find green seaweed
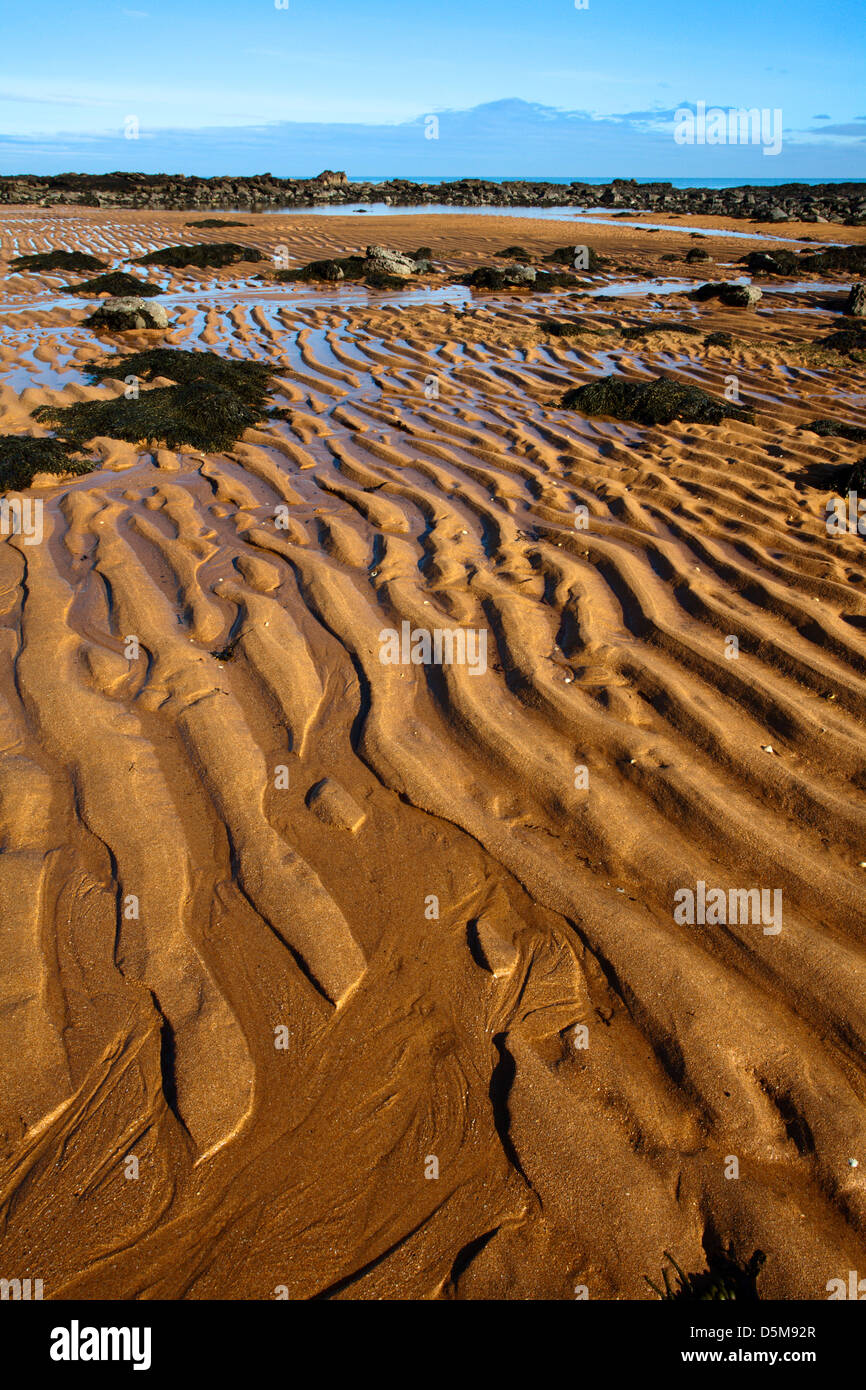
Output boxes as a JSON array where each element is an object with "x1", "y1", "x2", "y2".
[
  {"x1": 34, "y1": 383, "x2": 259, "y2": 454},
  {"x1": 562, "y1": 374, "x2": 754, "y2": 425},
  {"x1": 646, "y1": 1248, "x2": 765, "y2": 1301},
  {"x1": 740, "y1": 249, "x2": 801, "y2": 276},
  {"x1": 0, "y1": 435, "x2": 96, "y2": 493},
  {"x1": 818, "y1": 326, "x2": 866, "y2": 356},
  {"x1": 804, "y1": 418, "x2": 866, "y2": 442},
  {"x1": 846, "y1": 458, "x2": 866, "y2": 493},
  {"x1": 620, "y1": 321, "x2": 703, "y2": 340},
  {"x1": 86, "y1": 347, "x2": 273, "y2": 402},
  {"x1": 64, "y1": 272, "x2": 162, "y2": 298},
  {"x1": 275, "y1": 255, "x2": 366, "y2": 283},
  {"x1": 132, "y1": 242, "x2": 264, "y2": 269},
  {"x1": 33, "y1": 347, "x2": 277, "y2": 454},
  {"x1": 544, "y1": 245, "x2": 606, "y2": 271},
  {"x1": 9, "y1": 250, "x2": 107, "y2": 275}
]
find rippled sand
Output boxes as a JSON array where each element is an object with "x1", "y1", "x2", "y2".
[{"x1": 1, "y1": 208, "x2": 865, "y2": 1300}]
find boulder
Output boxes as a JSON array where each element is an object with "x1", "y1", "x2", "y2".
[
  {"x1": 720, "y1": 284, "x2": 762, "y2": 308},
  {"x1": 692, "y1": 281, "x2": 761, "y2": 307},
  {"x1": 845, "y1": 283, "x2": 866, "y2": 316},
  {"x1": 84, "y1": 296, "x2": 169, "y2": 330},
  {"x1": 363, "y1": 245, "x2": 418, "y2": 278}
]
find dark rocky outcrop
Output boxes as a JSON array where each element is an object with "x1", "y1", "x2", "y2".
[{"x1": 1, "y1": 175, "x2": 864, "y2": 225}]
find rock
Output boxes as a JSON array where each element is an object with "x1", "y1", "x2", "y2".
[
  {"x1": 692, "y1": 281, "x2": 761, "y2": 307},
  {"x1": 740, "y1": 249, "x2": 800, "y2": 276},
  {"x1": 84, "y1": 296, "x2": 169, "y2": 330},
  {"x1": 364, "y1": 245, "x2": 418, "y2": 278},
  {"x1": 314, "y1": 170, "x2": 348, "y2": 187},
  {"x1": 720, "y1": 284, "x2": 762, "y2": 308},
  {"x1": 845, "y1": 283, "x2": 866, "y2": 316},
  {"x1": 305, "y1": 778, "x2": 366, "y2": 833},
  {"x1": 685, "y1": 247, "x2": 711, "y2": 263}
]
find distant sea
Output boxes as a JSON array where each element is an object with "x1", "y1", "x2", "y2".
[{"x1": 352, "y1": 176, "x2": 862, "y2": 188}]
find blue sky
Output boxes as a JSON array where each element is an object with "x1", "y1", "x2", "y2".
[{"x1": 1, "y1": 0, "x2": 864, "y2": 176}]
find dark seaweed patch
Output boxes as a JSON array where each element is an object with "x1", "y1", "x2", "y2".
[
  {"x1": 619, "y1": 321, "x2": 703, "y2": 340},
  {"x1": 803, "y1": 418, "x2": 866, "y2": 442},
  {"x1": 64, "y1": 272, "x2": 162, "y2": 298},
  {"x1": 33, "y1": 347, "x2": 277, "y2": 453},
  {"x1": 0, "y1": 435, "x2": 96, "y2": 492},
  {"x1": 562, "y1": 374, "x2": 754, "y2": 425},
  {"x1": 818, "y1": 326, "x2": 866, "y2": 355},
  {"x1": 275, "y1": 255, "x2": 366, "y2": 283},
  {"x1": 86, "y1": 347, "x2": 273, "y2": 401},
  {"x1": 544, "y1": 245, "x2": 606, "y2": 271},
  {"x1": 132, "y1": 242, "x2": 265, "y2": 269},
  {"x1": 646, "y1": 1248, "x2": 765, "y2": 1301},
  {"x1": 495, "y1": 245, "x2": 533, "y2": 262},
  {"x1": 9, "y1": 250, "x2": 107, "y2": 275}
]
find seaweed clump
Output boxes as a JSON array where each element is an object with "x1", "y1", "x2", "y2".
[
  {"x1": 275, "y1": 256, "x2": 366, "y2": 283},
  {"x1": 818, "y1": 326, "x2": 866, "y2": 357},
  {"x1": 799, "y1": 245, "x2": 866, "y2": 274},
  {"x1": 495, "y1": 245, "x2": 533, "y2": 262},
  {"x1": 620, "y1": 321, "x2": 703, "y2": 340},
  {"x1": 803, "y1": 418, "x2": 866, "y2": 443},
  {"x1": 9, "y1": 250, "x2": 107, "y2": 275},
  {"x1": 87, "y1": 347, "x2": 272, "y2": 399},
  {"x1": 186, "y1": 219, "x2": 249, "y2": 228},
  {"x1": 740, "y1": 249, "x2": 801, "y2": 276},
  {"x1": 64, "y1": 272, "x2": 162, "y2": 297},
  {"x1": 846, "y1": 458, "x2": 866, "y2": 493},
  {"x1": 33, "y1": 348, "x2": 276, "y2": 454},
  {"x1": 0, "y1": 435, "x2": 96, "y2": 493},
  {"x1": 544, "y1": 245, "x2": 606, "y2": 271},
  {"x1": 133, "y1": 242, "x2": 265, "y2": 269},
  {"x1": 646, "y1": 1248, "x2": 765, "y2": 1301},
  {"x1": 562, "y1": 374, "x2": 754, "y2": 425}
]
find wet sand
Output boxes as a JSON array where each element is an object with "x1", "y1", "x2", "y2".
[{"x1": 1, "y1": 207, "x2": 865, "y2": 1300}]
